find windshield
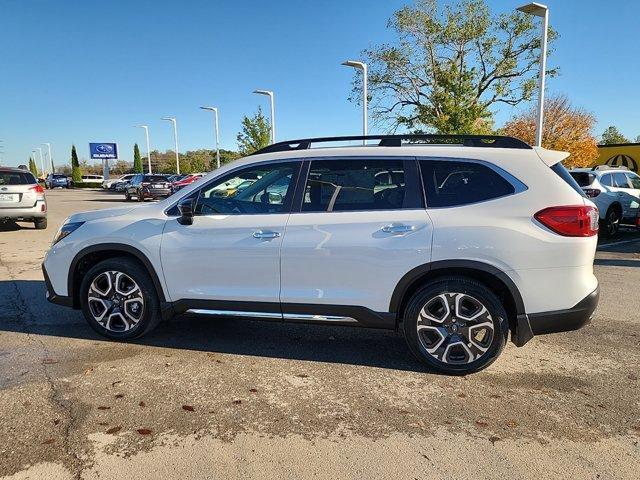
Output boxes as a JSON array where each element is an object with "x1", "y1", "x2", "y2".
[{"x1": 144, "y1": 175, "x2": 168, "y2": 182}]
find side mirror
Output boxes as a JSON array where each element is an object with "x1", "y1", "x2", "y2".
[{"x1": 177, "y1": 197, "x2": 195, "y2": 225}]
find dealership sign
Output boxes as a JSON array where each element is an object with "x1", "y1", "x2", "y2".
[{"x1": 89, "y1": 143, "x2": 118, "y2": 160}]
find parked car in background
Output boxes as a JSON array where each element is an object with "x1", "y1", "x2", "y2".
[
  {"x1": 105, "y1": 174, "x2": 135, "y2": 191},
  {"x1": 45, "y1": 173, "x2": 70, "y2": 189},
  {"x1": 125, "y1": 174, "x2": 172, "y2": 201},
  {"x1": 0, "y1": 167, "x2": 47, "y2": 229},
  {"x1": 43, "y1": 134, "x2": 600, "y2": 375},
  {"x1": 569, "y1": 165, "x2": 640, "y2": 236},
  {"x1": 79, "y1": 174, "x2": 104, "y2": 183},
  {"x1": 171, "y1": 173, "x2": 206, "y2": 192},
  {"x1": 113, "y1": 174, "x2": 136, "y2": 192}
]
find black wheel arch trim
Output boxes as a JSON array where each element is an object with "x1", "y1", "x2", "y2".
[
  {"x1": 67, "y1": 243, "x2": 167, "y2": 308},
  {"x1": 389, "y1": 260, "x2": 525, "y2": 316}
]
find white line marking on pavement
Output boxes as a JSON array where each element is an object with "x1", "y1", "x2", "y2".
[{"x1": 598, "y1": 238, "x2": 640, "y2": 249}]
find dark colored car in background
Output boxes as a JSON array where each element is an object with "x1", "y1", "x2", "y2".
[
  {"x1": 45, "y1": 173, "x2": 70, "y2": 189},
  {"x1": 124, "y1": 174, "x2": 171, "y2": 202}
]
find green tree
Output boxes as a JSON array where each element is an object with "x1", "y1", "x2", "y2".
[
  {"x1": 71, "y1": 145, "x2": 82, "y2": 184},
  {"x1": 351, "y1": 0, "x2": 557, "y2": 134},
  {"x1": 133, "y1": 143, "x2": 143, "y2": 173},
  {"x1": 28, "y1": 157, "x2": 38, "y2": 176},
  {"x1": 599, "y1": 126, "x2": 629, "y2": 145},
  {"x1": 236, "y1": 107, "x2": 271, "y2": 155}
]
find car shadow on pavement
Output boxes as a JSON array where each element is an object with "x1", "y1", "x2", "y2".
[
  {"x1": 0, "y1": 280, "x2": 429, "y2": 374},
  {"x1": 0, "y1": 221, "x2": 28, "y2": 231}
]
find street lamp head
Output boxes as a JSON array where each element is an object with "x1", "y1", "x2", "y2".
[
  {"x1": 135, "y1": 124, "x2": 148, "y2": 128},
  {"x1": 517, "y1": 2, "x2": 548, "y2": 16},
  {"x1": 161, "y1": 117, "x2": 176, "y2": 122},
  {"x1": 342, "y1": 60, "x2": 366, "y2": 70},
  {"x1": 200, "y1": 106, "x2": 218, "y2": 112},
  {"x1": 253, "y1": 89, "x2": 273, "y2": 97}
]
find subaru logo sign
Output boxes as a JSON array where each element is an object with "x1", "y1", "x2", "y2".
[{"x1": 89, "y1": 142, "x2": 118, "y2": 160}]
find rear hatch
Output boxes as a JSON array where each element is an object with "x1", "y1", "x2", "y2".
[{"x1": 0, "y1": 170, "x2": 40, "y2": 208}]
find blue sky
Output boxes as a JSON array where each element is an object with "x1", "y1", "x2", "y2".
[{"x1": 1, "y1": 0, "x2": 639, "y2": 166}]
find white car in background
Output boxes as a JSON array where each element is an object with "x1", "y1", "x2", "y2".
[{"x1": 569, "y1": 166, "x2": 640, "y2": 236}]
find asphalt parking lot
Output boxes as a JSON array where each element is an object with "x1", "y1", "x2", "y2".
[{"x1": 1, "y1": 189, "x2": 639, "y2": 479}]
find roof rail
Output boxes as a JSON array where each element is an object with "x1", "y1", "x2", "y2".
[
  {"x1": 251, "y1": 134, "x2": 531, "y2": 155},
  {"x1": 591, "y1": 164, "x2": 628, "y2": 171}
]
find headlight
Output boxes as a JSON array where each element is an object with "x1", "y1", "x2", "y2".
[{"x1": 52, "y1": 221, "x2": 85, "y2": 245}]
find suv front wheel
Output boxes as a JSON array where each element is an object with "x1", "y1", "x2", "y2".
[
  {"x1": 80, "y1": 257, "x2": 162, "y2": 339},
  {"x1": 403, "y1": 277, "x2": 509, "y2": 375}
]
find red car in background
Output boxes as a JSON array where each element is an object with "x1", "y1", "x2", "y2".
[{"x1": 171, "y1": 173, "x2": 206, "y2": 193}]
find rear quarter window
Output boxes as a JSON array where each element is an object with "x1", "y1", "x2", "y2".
[{"x1": 419, "y1": 160, "x2": 516, "y2": 208}]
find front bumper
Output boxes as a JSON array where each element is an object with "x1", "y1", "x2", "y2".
[
  {"x1": 42, "y1": 263, "x2": 73, "y2": 307},
  {"x1": 512, "y1": 286, "x2": 599, "y2": 346}
]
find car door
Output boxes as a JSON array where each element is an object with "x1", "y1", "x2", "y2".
[
  {"x1": 625, "y1": 172, "x2": 640, "y2": 218},
  {"x1": 610, "y1": 172, "x2": 634, "y2": 218},
  {"x1": 279, "y1": 158, "x2": 432, "y2": 318},
  {"x1": 160, "y1": 161, "x2": 300, "y2": 308}
]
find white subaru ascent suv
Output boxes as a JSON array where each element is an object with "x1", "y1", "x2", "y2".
[{"x1": 43, "y1": 135, "x2": 599, "y2": 375}]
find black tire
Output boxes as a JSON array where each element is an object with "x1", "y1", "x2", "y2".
[
  {"x1": 600, "y1": 207, "x2": 620, "y2": 237},
  {"x1": 34, "y1": 218, "x2": 47, "y2": 230},
  {"x1": 402, "y1": 276, "x2": 509, "y2": 375},
  {"x1": 80, "y1": 257, "x2": 162, "y2": 340}
]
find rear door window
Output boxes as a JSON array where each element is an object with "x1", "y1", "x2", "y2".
[
  {"x1": 613, "y1": 172, "x2": 631, "y2": 188},
  {"x1": 419, "y1": 160, "x2": 516, "y2": 207},
  {"x1": 301, "y1": 159, "x2": 422, "y2": 212},
  {"x1": 0, "y1": 171, "x2": 36, "y2": 185}
]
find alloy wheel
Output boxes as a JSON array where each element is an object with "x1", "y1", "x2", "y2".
[
  {"x1": 416, "y1": 292, "x2": 495, "y2": 364},
  {"x1": 87, "y1": 271, "x2": 144, "y2": 332},
  {"x1": 606, "y1": 210, "x2": 620, "y2": 236}
]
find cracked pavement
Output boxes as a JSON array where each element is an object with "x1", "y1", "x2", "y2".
[{"x1": 1, "y1": 189, "x2": 639, "y2": 479}]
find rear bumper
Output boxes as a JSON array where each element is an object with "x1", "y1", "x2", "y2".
[
  {"x1": 142, "y1": 188, "x2": 172, "y2": 198},
  {"x1": 42, "y1": 263, "x2": 73, "y2": 307},
  {"x1": 512, "y1": 286, "x2": 599, "y2": 346},
  {"x1": 0, "y1": 201, "x2": 47, "y2": 220}
]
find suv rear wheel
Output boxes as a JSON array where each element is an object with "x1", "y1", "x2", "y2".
[
  {"x1": 80, "y1": 257, "x2": 162, "y2": 339},
  {"x1": 403, "y1": 277, "x2": 509, "y2": 375},
  {"x1": 34, "y1": 218, "x2": 47, "y2": 229}
]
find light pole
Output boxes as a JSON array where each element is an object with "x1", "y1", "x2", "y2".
[
  {"x1": 135, "y1": 125, "x2": 152, "y2": 173},
  {"x1": 200, "y1": 106, "x2": 220, "y2": 169},
  {"x1": 342, "y1": 60, "x2": 368, "y2": 144},
  {"x1": 161, "y1": 117, "x2": 180, "y2": 174},
  {"x1": 253, "y1": 90, "x2": 275, "y2": 144},
  {"x1": 43, "y1": 143, "x2": 53, "y2": 172},
  {"x1": 517, "y1": 2, "x2": 548, "y2": 148},
  {"x1": 35, "y1": 147, "x2": 45, "y2": 176}
]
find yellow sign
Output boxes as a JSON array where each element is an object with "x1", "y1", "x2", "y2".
[{"x1": 594, "y1": 143, "x2": 640, "y2": 172}]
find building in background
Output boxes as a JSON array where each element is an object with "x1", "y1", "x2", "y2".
[{"x1": 594, "y1": 143, "x2": 640, "y2": 172}]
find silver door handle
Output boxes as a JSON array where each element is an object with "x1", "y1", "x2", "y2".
[
  {"x1": 382, "y1": 224, "x2": 416, "y2": 233},
  {"x1": 253, "y1": 230, "x2": 281, "y2": 239}
]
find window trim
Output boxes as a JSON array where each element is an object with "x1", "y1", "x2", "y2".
[
  {"x1": 290, "y1": 156, "x2": 424, "y2": 214},
  {"x1": 416, "y1": 156, "x2": 528, "y2": 209}
]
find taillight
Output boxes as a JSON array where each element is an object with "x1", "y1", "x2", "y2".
[
  {"x1": 583, "y1": 188, "x2": 601, "y2": 198},
  {"x1": 30, "y1": 184, "x2": 45, "y2": 194},
  {"x1": 636, "y1": 215, "x2": 640, "y2": 228},
  {"x1": 534, "y1": 206, "x2": 599, "y2": 237}
]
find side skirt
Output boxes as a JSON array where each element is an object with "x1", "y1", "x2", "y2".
[{"x1": 170, "y1": 299, "x2": 396, "y2": 329}]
